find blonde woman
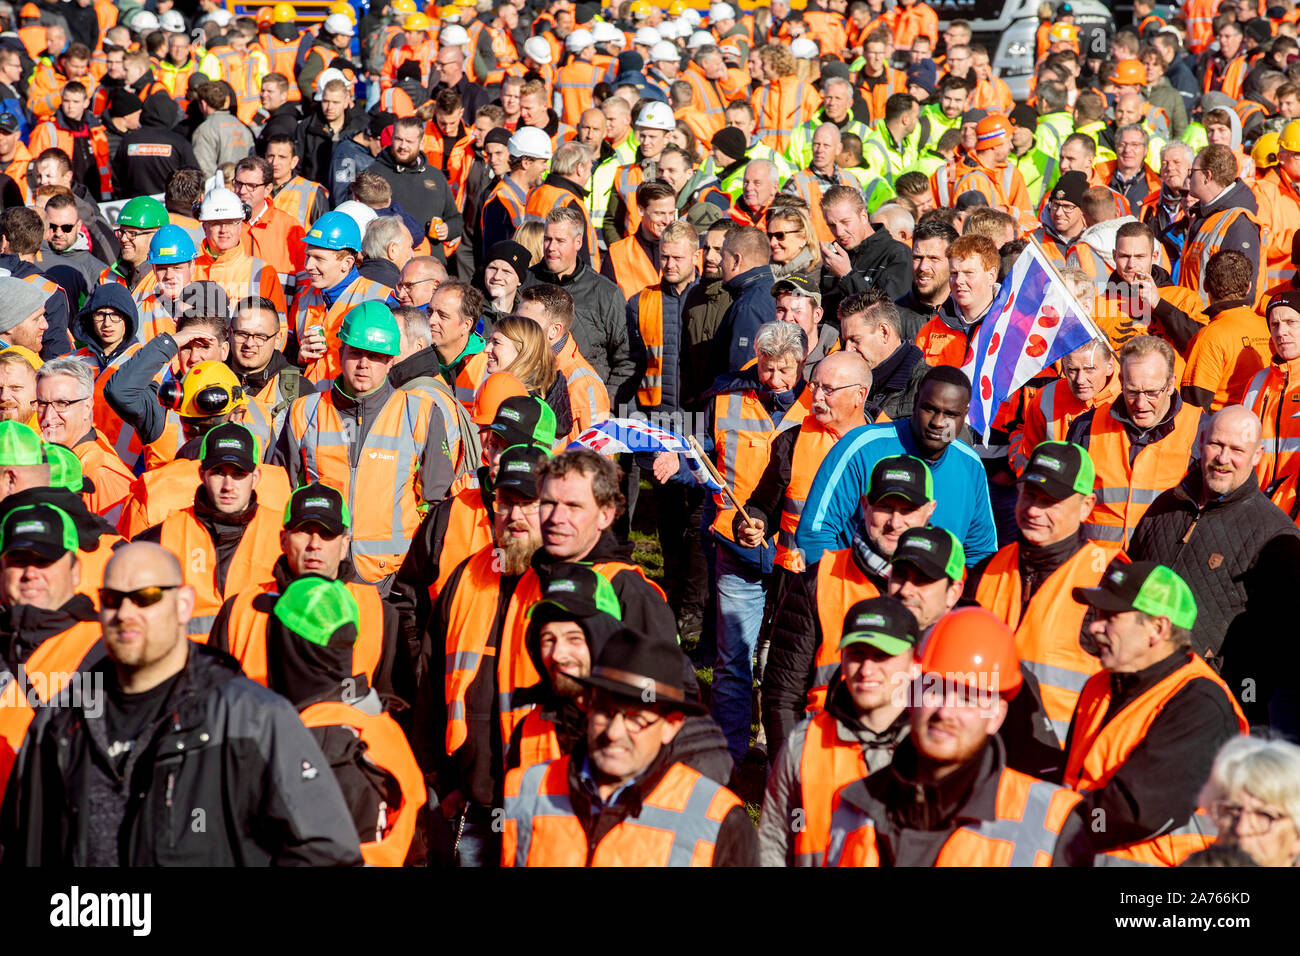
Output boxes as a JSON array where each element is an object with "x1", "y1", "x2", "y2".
[
  {"x1": 513, "y1": 221, "x2": 544, "y2": 266},
  {"x1": 765, "y1": 204, "x2": 822, "y2": 286},
  {"x1": 1198, "y1": 736, "x2": 1300, "y2": 867},
  {"x1": 482, "y1": 315, "x2": 573, "y2": 438}
]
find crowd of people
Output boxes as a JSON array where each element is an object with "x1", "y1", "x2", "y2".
[{"x1": 0, "y1": 0, "x2": 1295, "y2": 869}]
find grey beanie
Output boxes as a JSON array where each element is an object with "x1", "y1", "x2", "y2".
[{"x1": 0, "y1": 276, "x2": 50, "y2": 335}]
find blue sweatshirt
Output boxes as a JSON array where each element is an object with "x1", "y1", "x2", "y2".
[{"x1": 794, "y1": 418, "x2": 998, "y2": 567}]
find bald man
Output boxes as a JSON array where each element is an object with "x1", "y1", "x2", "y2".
[
  {"x1": 870, "y1": 204, "x2": 915, "y2": 246},
  {"x1": 732, "y1": 159, "x2": 780, "y2": 227},
  {"x1": 0, "y1": 542, "x2": 366, "y2": 866},
  {"x1": 1128, "y1": 406, "x2": 1300, "y2": 729}
]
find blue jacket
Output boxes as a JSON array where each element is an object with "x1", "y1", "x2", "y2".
[
  {"x1": 794, "y1": 417, "x2": 998, "y2": 567},
  {"x1": 719, "y1": 264, "x2": 777, "y2": 372}
]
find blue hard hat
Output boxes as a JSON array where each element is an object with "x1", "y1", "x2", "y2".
[
  {"x1": 147, "y1": 224, "x2": 196, "y2": 264},
  {"x1": 304, "y1": 210, "x2": 362, "y2": 252}
]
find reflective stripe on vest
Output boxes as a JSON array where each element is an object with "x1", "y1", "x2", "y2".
[
  {"x1": 15, "y1": 620, "x2": 102, "y2": 704},
  {"x1": 793, "y1": 711, "x2": 869, "y2": 867},
  {"x1": 635, "y1": 288, "x2": 664, "y2": 408},
  {"x1": 808, "y1": 548, "x2": 881, "y2": 711},
  {"x1": 607, "y1": 234, "x2": 660, "y2": 300},
  {"x1": 272, "y1": 177, "x2": 322, "y2": 228},
  {"x1": 755, "y1": 79, "x2": 808, "y2": 146},
  {"x1": 775, "y1": 419, "x2": 840, "y2": 573},
  {"x1": 1183, "y1": 207, "x2": 1258, "y2": 297}
]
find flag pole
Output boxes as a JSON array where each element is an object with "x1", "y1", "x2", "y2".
[
  {"x1": 1024, "y1": 235, "x2": 1110, "y2": 344},
  {"x1": 687, "y1": 434, "x2": 760, "y2": 531}
]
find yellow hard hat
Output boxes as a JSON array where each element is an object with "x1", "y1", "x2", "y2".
[
  {"x1": 272, "y1": 2, "x2": 296, "y2": 22},
  {"x1": 166, "y1": 361, "x2": 247, "y2": 419},
  {"x1": 630, "y1": 0, "x2": 652, "y2": 15},
  {"x1": 454, "y1": 0, "x2": 477, "y2": 8},
  {"x1": 404, "y1": 11, "x2": 433, "y2": 29},
  {"x1": 1280, "y1": 119, "x2": 1300, "y2": 154},
  {"x1": 329, "y1": 2, "x2": 358, "y2": 21},
  {"x1": 1254, "y1": 131, "x2": 1281, "y2": 168},
  {"x1": 391, "y1": 0, "x2": 417, "y2": 13},
  {"x1": 439, "y1": 5, "x2": 459, "y2": 20},
  {"x1": 668, "y1": 0, "x2": 686, "y2": 14}
]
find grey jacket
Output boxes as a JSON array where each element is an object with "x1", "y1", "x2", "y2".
[
  {"x1": 1145, "y1": 77, "x2": 1189, "y2": 139},
  {"x1": 192, "y1": 110, "x2": 255, "y2": 178}
]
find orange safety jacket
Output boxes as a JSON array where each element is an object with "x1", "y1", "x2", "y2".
[
  {"x1": 2, "y1": 140, "x2": 32, "y2": 201},
  {"x1": 378, "y1": 84, "x2": 415, "y2": 117},
  {"x1": 523, "y1": 182, "x2": 601, "y2": 271},
  {"x1": 140, "y1": 390, "x2": 277, "y2": 472},
  {"x1": 825, "y1": 765, "x2": 1083, "y2": 866},
  {"x1": 451, "y1": 349, "x2": 490, "y2": 411},
  {"x1": 679, "y1": 65, "x2": 732, "y2": 141},
  {"x1": 156, "y1": 502, "x2": 283, "y2": 640},
  {"x1": 774, "y1": 418, "x2": 844, "y2": 573},
  {"x1": 422, "y1": 126, "x2": 475, "y2": 208},
  {"x1": 473, "y1": 24, "x2": 520, "y2": 87},
  {"x1": 1242, "y1": 356, "x2": 1300, "y2": 495},
  {"x1": 807, "y1": 547, "x2": 881, "y2": 712},
  {"x1": 510, "y1": 706, "x2": 563, "y2": 774},
  {"x1": 1202, "y1": 53, "x2": 1248, "y2": 100},
  {"x1": 222, "y1": 580, "x2": 385, "y2": 686},
  {"x1": 1185, "y1": 0, "x2": 1216, "y2": 53},
  {"x1": 1251, "y1": 174, "x2": 1300, "y2": 291},
  {"x1": 76, "y1": 533, "x2": 125, "y2": 606},
  {"x1": 288, "y1": 274, "x2": 391, "y2": 384},
  {"x1": 242, "y1": 204, "x2": 307, "y2": 285},
  {"x1": 785, "y1": 167, "x2": 860, "y2": 243},
  {"x1": 975, "y1": 541, "x2": 1123, "y2": 742},
  {"x1": 751, "y1": 76, "x2": 821, "y2": 154},
  {"x1": 858, "y1": 68, "x2": 907, "y2": 124},
  {"x1": 914, "y1": 313, "x2": 972, "y2": 367},
  {"x1": 300, "y1": 701, "x2": 427, "y2": 867},
  {"x1": 555, "y1": 333, "x2": 609, "y2": 440},
  {"x1": 194, "y1": 242, "x2": 287, "y2": 316},
  {"x1": 426, "y1": 486, "x2": 493, "y2": 603},
  {"x1": 553, "y1": 59, "x2": 601, "y2": 127},
  {"x1": 28, "y1": 119, "x2": 111, "y2": 197},
  {"x1": 790, "y1": 710, "x2": 869, "y2": 866},
  {"x1": 1179, "y1": 207, "x2": 1265, "y2": 304},
  {"x1": 118, "y1": 457, "x2": 291, "y2": 539},
  {"x1": 1010, "y1": 373, "x2": 1121, "y2": 475},
  {"x1": 78, "y1": 343, "x2": 144, "y2": 471},
  {"x1": 72, "y1": 433, "x2": 135, "y2": 528},
  {"x1": 381, "y1": 40, "x2": 436, "y2": 90},
  {"x1": 28, "y1": 67, "x2": 97, "y2": 119},
  {"x1": 633, "y1": 287, "x2": 667, "y2": 408},
  {"x1": 17, "y1": 24, "x2": 46, "y2": 59},
  {"x1": 1081, "y1": 398, "x2": 1202, "y2": 547},
  {"x1": 96, "y1": 262, "x2": 158, "y2": 306},
  {"x1": 479, "y1": 175, "x2": 529, "y2": 252},
  {"x1": 502, "y1": 755, "x2": 743, "y2": 866},
  {"x1": 710, "y1": 385, "x2": 814, "y2": 543},
  {"x1": 605, "y1": 233, "x2": 661, "y2": 300},
  {"x1": 1064, "y1": 652, "x2": 1248, "y2": 866},
  {"x1": 953, "y1": 156, "x2": 1032, "y2": 216},
  {"x1": 271, "y1": 176, "x2": 329, "y2": 229},
  {"x1": 609, "y1": 162, "x2": 648, "y2": 238},
  {"x1": 288, "y1": 387, "x2": 436, "y2": 583},
  {"x1": 265, "y1": 35, "x2": 303, "y2": 101}
]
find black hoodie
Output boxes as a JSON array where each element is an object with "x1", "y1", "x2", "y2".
[
  {"x1": 368, "y1": 147, "x2": 463, "y2": 262},
  {"x1": 73, "y1": 282, "x2": 139, "y2": 371},
  {"x1": 111, "y1": 91, "x2": 198, "y2": 197}
]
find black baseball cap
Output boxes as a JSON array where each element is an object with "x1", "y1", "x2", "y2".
[
  {"x1": 200, "y1": 422, "x2": 258, "y2": 473},
  {"x1": 491, "y1": 395, "x2": 557, "y2": 450},
  {"x1": 890, "y1": 526, "x2": 966, "y2": 582},
  {"x1": 770, "y1": 273, "x2": 822, "y2": 307},
  {"x1": 0, "y1": 503, "x2": 78, "y2": 561},
  {"x1": 1021, "y1": 441, "x2": 1096, "y2": 502},
  {"x1": 283, "y1": 482, "x2": 351, "y2": 536},
  {"x1": 492, "y1": 443, "x2": 548, "y2": 499},
  {"x1": 0, "y1": 113, "x2": 19, "y2": 134},
  {"x1": 839, "y1": 595, "x2": 920, "y2": 655},
  {"x1": 527, "y1": 562, "x2": 623, "y2": 623},
  {"x1": 1072, "y1": 559, "x2": 1198, "y2": 630},
  {"x1": 867, "y1": 455, "x2": 934, "y2": 506},
  {"x1": 1050, "y1": 170, "x2": 1089, "y2": 207}
]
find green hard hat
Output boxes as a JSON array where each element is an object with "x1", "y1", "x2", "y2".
[
  {"x1": 117, "y1": 196, "x2": 169, "y2": 230},
  {"x1": 339, "y1": 301, "x2": 401, "y2": 357},
  {"x1": 43, "y1": 443, "x2": 85, "y2": 493}
]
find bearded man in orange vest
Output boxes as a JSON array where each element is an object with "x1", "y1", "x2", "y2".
[
  {"x1": 759, "y1": 596, "x2": 920, "y2": 866},
  {"x1": 502, "y1": 626, "x2": 757, "y2": 866},
  {"x1": 1065, "y1": 561, "x2": 1248, "y2": 866}
]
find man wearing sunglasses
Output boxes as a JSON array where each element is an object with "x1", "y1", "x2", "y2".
[
  {"x1": 38, "y1": 192, "x2": 107, "y2": 290},
  {"x1": 0, "y1": 540, "x2": 365, "y2": 866}
]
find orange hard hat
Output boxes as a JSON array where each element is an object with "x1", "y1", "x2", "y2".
[
  {"x1": 19, "y1": 2, "x2": 39, "y2": 17},
  {"x1": 1109, "y1": 59, "x2": 1146, "y2": 86},
  {"x1": 916, "y1": 607, "x2": 1023, "y2": 699},
  {"x1": 257, "y1": 7, "x2": 275, "y2": 25},
  {"x1": 974, "y1": 114, "x2": 1012, "y2": 148},
  {"x1": 473, "y1": 372, "x2": 528, "y2": 425}
]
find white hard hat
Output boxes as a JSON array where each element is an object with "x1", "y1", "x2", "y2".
[
  {"x1": 681, "y1": 9, "x2": 702, "y2": 26},
  {"x1": 439, "y1": 24, "x2": 470, "y2": 46},
  {"x1": 523, "y1": 36, "x2": 552, "y2": 64},
  {"x1": 315, "y1": 67, "x2": 347, "y2": 99},
  {"x1": 508, "y1": 126, "x2": 553, "y2": 160},
  {"x1": 198, "y1": 187, "x2": 245, "y2": 222},
  {"x1": 710, "y1": 3, "x2": 735, "y2": 22},
  {"x1": 657, "y1": 20, "x2": 681, "y2": 40},
  {"x1": 636, "y1": 101, "x2": 675, "y2": 131},
  {"x1": 158, "y1": 10, "x2": 186, "y2": 33},
  {"x1": 634, "y1": 26, "x2": 660, "y2": 46},
  {"x1": 131, "y1": 11, "x2": 160, "y2": 32},
  {"x1": 334, "y1": 200, "x2": 378, "y2": 236},
  {"x1": 791, "y1": 37, "x2": 818, "y2": 60},
  {"x1": 205, "y1": 9, "x2": 231, "y2": 27},
  {"x1": 565, "y1": 28, "x2": 594, "y2": 52},
  {"x1": 592, "y1": 21, "x2": 623, "y2": 45},
  {"x1": 651, "y1": 40, "x2": 679, "y2": 62},
  {"x1": 687, "y1": 29, "x2": 714, "y2": 49},
  {"x1": 324, "y1": 12, "x2": 356, "y2": 36}
]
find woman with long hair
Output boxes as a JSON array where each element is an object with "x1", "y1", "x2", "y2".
[
  {"x1": 482, "y1": 315, "x2": 573, "y2": 439},
  {"x1": 765, "y1": 204, "x2": 822, "y2": 286}
]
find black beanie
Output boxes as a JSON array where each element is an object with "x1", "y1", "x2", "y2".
[
  {"x1": 712, "y1": 126, "x2": 748, "y2": 163},
  {"x1": 486, "y1": 240, "x2": 531, "y2": 285},
  {"x1": 485, "y1": 126, "x2": 512, "y2": 149}
]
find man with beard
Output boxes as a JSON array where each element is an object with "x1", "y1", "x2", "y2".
[
  {"x1": 894, "y1": 218, "x2": 954, "y2": 340},
  {"x1": 414, "y1": 442, "x2": 550, "y2": 867},
  {"x1": 0, "y1": 349, "x2": 37, "y2": 427},
  {"x1": 681, "y1": 220, "x2": 733, "y2": 411}
]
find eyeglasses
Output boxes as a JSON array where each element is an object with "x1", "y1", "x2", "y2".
[
  {"x1": 1122, "y1": 381, "x2": 1171, "y2": 403},
  {"x1": 588, "y1": 703, "x2": 663, "y2": 734},
  {"x1": 36, "y1": 396, "x2": 90, "y2": 413},
  {"x1": 231, "y1": 329, "x2": 275, "y2": 345},
  {"x1": 93, "y1": 309, "x2": 124, "y2": 323},
  {"x1": 48, "y1": 222, "x2": 77, "y2": 234},
  {"x1": 1213, "y1": 802, "x2": 1290, "y2": 835},
  {"x1": 99, "y1": 585, "x2": 179, "y2": 610},
  {"x1": 767, "y1": 229, "x2": 803, "y2": 241},
  {"x1": 497, "y1": 497, "x2": 540, "y2": 515},
  {"x1": 809, "y1": 381, "x2": 863, "y2": 396},
  {"x1": 396, "y1": 277, "x2": 439, "y2": 291},
  {"x1": 231, "y1": 178, "x2": 267, "y2": 192},
  {"x1": 1190, "y1": 167, "x2": 1208, "y2": 177},
  {"x1": 116, "y1": 226, "x2": 154, "y2": 241}
]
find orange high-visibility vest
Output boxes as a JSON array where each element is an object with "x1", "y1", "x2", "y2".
[
  {"x1": 1241, "y1": 356, "x2": 1300, "y2": 494},
  {"x1": 679, "y1": 65, "x2": 731, "y2": 140},
  {"x1": 975, "y1": 541, "x2": 1122, "y2": 743},
  {"x1": 792, "y1": 710, "x2": 869, "y2": 867},
  {"x1": 710, "y1": 386, "x2": 814, "y2": 542},
  {"x1": 784, "y1": 168, "x2": 859, "y2": 243},
  {"x1": 523, "y1": 183, "x2": 601, "y2": 271},
  {"x1": 222, "y1": 581, "x2": 385, "y2": 687},
  {"x1": 119, "y1": 458, "x2": 292, "y2": 539},
  {"x1": 553, "y1": 59, "x2": 601, "y2": 127},
  {"x1": 476, "y1": 25, "x2": 520, "y2": 87},
  {"x1": 157, "y1": 503, "x2": 283, "y2": 640},
  {"x1": 502, "y1": 756, "x2": 743, "y2": 866},
  {"x1": 265, "y1": 35, "x2": 302, "y2": 101},
  {"x1": 451, "y1": 349, "x2": 490, "y2": 410},
  {"x1": 479, "y1": 175, "x2": 530, "y2": 249},
  {"x1": 511, "y1": 706, "x2": 562, "y2": 774},
  {"x1": 807, "y1": 547, "x2": 881, "y2": 712},
  {"x1": 554, "y1": 333, "x2": 609, "y2": 439},
  {"x1": 605, "y1": 234, "x2": 660, "y2": 300},
  {"x1": 288, "y1": 274, "x2": 391, "y2": 384},
  {"x1": 1179, "y1": 207, "x2": 1265, "y2": 302},
  {"x1": 825, "y1": 766, "x2": 1083, "y2": 866},
  {"x1": 422, "y1": 126, "x2": 475, "y2": 208},
  {"x1": 775, "y1": 418, "x2": 844, "y2": 573},
  {"x1": 271, "y1": 176, "x2": 328, "y2": 229},
  {"x1": 1185, "y1": 0, "x2": 1216, "y2": 53},
  {"x1": 28, "y1": 119, "x2": 111, "y2": 197},
  {"x1": 752, "y1": 76, "x2": 821, "y2": 153},
  {"x1": 1082, "y1": 399, "x2": 1201, "y2": 547},
  {"x1": 194, "y1": 243, "x2": 287, "y2": 316},
  {"x1": 1064, "y1": 652, "x2": 1248, "y2": 866},
  {"x1": 1010, "y1": 374, "x2": 1120, "y2": 475},
  {"x1": 77, "y1": 342, "x2": 144, "y2": 471},
  {"x1": 140, "y1": 394, "x2": 276, "y2": 473},
  {"x1": 914, "y1": 314, "x2": 969, "y2": 367},
  {"x1": 610, "y1": 162, "x2": 647, "y2": 238},
  {"x1": 288, "y1": 387, "x2": 436, "y2": 582},
  {"x1": 300, "y1": 700, "x2": 426, "y2": 867},
  {"x1": 858, "y1": 67, "x2": 906, "y2": 124},
  {"x1": 242, "y1": 204, "x2": 307, "y2": 288},
  {"x1": 426, "y1": 486, "x2": 492, "y2": 604},
  {"x1": 96, "y1": 263, "x2": 158, "y2": 306},
  {"x1": 72, "y1": 434, "x2": 134, "y2": 528},
  {"x1": 953, "y1": 158, "x2": 1032, "y2": 216},
  {"x1": 634, "y1": 288, "x2": 665, "y2": 407}
]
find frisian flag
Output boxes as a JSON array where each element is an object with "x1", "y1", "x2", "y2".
[
  {"x1": 960, "y1": 241, "x2": 1108, "y2": 438},
  {"x1": 567, "y1": 418, "x2": 724, "y2": 492}
]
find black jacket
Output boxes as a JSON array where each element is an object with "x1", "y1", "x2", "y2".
[
  {"x1": 1128, "y1": 468, "x2": 1300, "y2": 721},
  {"x1": 866, "y1": 341, "x2": 927, "y2": 422},
  {"x1": 358, "y1": 255, "x2": 400, "y2": 288},
  {"x1": 255, "y1": 102, "x2": 302, "y2": 155},
  {"x1": 681, "y1": 275, "x2": 732, "y2": 411},
  {"x1": 0, "y1": 643, "x2": 364, "y2": 866},
  {"x1": 73, "y1": 282, "x2": 139, "y2": 371},
  {"x1": 527, "y1": 260, "x2": 633, "y2": 402},
  {"x1": 820, "y1": 222, "x2": 912, "y2": 323},
  {"x1": 718, "y1": 264, "x2": 776, "y2": 373},
  {"x1": 429, "y1": 75, "x2": 489, "y2": 121},
  {"x1": 112, "y1": 91, "x2": 197, "y2": 198},
  {"x1": 295, "y1": 108, "x2": 366, "y2": 187},
  {"x1": 368, "y1": 147, "x2": 462, "y2": 260},
  {"x1": 0, "y1": 253, "x2": 72, "y2": 359}
]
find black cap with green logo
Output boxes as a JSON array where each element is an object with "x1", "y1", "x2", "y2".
[
  {"x1": 890, "y1": 526, "x2": 966, "y2": 582},
  {"x1": 1071, "y1": 560, "x2": 1198, "y2": 630},
  {"x1": 839, "y1": 595, "x2": 920, "y2": 655},
  {"x1": 1021, "y1": 441, "x2": 1095, "y2": 501}
]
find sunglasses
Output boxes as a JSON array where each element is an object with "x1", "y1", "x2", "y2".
[
  {"x1": 48, "y1": 222, "x2": 77, "y2": 234},
  {"x1": 767, "y1": 229, "x2": 802, "y2": 241},
  {"x1": 99, "y1": 585, "x2": 179, "y2": 610}
]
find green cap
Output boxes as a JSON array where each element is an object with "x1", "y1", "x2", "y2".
[
  {"x1": 0, "y1": 421, "x2": 45, "y2": 467},
  {"x1": 44, "y1": 443, "x2": 85, "y2": 493},
  {"x1": 339, "y1": 301, "x2": 401, "y2": 357},
  {"x1": 838, "y1": 595, "x2": 919, "y2": 655},
  {"x1": 1071, "y1": 560, "x2": 1198, "y2": 630},
  {"x1": 527, "y1": 562, "x2": 623, "y2": 621},
  {"x1": 868, "y1": 455, "x2": 934, "y2": 506},
  {"x1": 1021, "y1": 441, "x2": 1095, "y2": 500},
  {"x1": 272, "y1": 577, "x2": 360, "y2": 647},
  {"x1": 117, "y1": 196, "x2": 169, "y2": 230},
  {"x1": 0, "y1": 503, "x2": 79, "y2": 560},
  {"x1": 891, "y1": 526, "x2": 966, "y2": 582}
]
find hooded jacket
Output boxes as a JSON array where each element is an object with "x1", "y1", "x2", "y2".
[
  {"x1": 526, "y1": 259, "x2": 633, "y2": 402},
  {"x1": 0, "y1": 643, "x2": 364, "y2": 866},
  {"x1": 718, "y1": 264, "x2": 777, "y2": 373},
  {"x1": 368, "y1": 147, "x2": 463, "y2": 261},
  {"x1": 0, "y1": 253, "x2": 72, "y2": 359},
  {"x1": 74, "y1": 282, "x2": 139, "y2": 370},
  {"x1": 112, "y1": 92, "x2": 198, "y2": 197}
]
